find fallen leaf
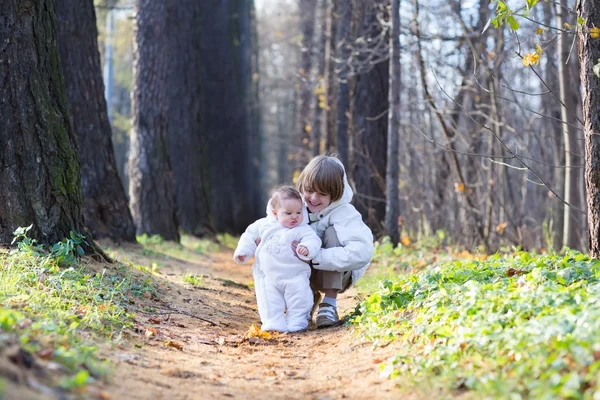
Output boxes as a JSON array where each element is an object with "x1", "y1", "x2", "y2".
[
  {"x1": 145, "y1": 328, "x2": 157, "y2": 338},
  {"x1": 165, "y1": 340, "x2": 183, "y2": 351},
  {"x1": 148, "y1": 317, "x2": 162, "y2": 324}
]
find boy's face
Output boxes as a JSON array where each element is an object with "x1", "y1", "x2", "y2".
[
  {"x1": 273, "y1": 198, "x2": 303, "y2": 228},
  {"x1": 303, "y1": 189, "x2": 332, "y2": 213}
]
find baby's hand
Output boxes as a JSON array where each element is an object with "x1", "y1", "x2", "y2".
[
  {"x1": 235, "y1": 254, "x2": 247, "y2": 263},
  {"x1": 297, "y1": 245, "x2": 309, "y2": 257}
]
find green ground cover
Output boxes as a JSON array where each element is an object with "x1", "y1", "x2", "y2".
[{"x1": 354, "y1": 239, "x2": 600, "y2": 399}]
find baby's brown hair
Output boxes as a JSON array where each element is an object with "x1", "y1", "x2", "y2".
[
  {"x1": 271, "y1": 185, "x2": 302, "y2": 209},
  {"x1": 296, "y1": 155, "x2": 344, "y2": 201}
]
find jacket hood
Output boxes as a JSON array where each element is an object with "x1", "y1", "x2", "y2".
[{"x1": 310, "y1": 157, "x2": 353, "y2": 217}]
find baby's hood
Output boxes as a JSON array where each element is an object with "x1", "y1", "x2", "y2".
[{"x1": 265, "y1": 198, "x2": 309, "y2": 226}]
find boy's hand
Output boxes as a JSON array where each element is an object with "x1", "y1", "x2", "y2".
[
  {"x1": 235, "y1": 254, "x2": 247, "y2": 263},
  {"x1": 297, "y1": 245, "x2": 309, "y2": 256}
]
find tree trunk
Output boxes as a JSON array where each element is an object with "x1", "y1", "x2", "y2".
[
  {"x1": 296, "y1": 0, "x2": 318, "y2": 169},
  {"x1": 166, "y1": 0, "x2": 212, "y2": 237},
  {"x1": 351, "y1": 1, "x2": 389, "y2": 238},
  {"x1": 334, "y1": 0, "x2": 352, "y2": 166},
  {"x1": 309, "y1": 0, "x2": 329, "y2": 157},
  {"x1": 385, "y1": 0, "x2": 400, "y2": 246},
  {"x1": 129, "y1": 0, "x2": 180, "y2": 241},
  {"x1": 0, "y1": 0, "x2": 87, "y2": 245},
  {"x1": 55, "y1": 0, "x2": 136, "y2": 243},
  {"x1": 199, "y1": 0, "x2": 258, "y2": 233},
  {"x1": 578, "y1": 0, "x2": 600, "y2": 257},
  {"x1": 557, "y1": 0, "x2": 581, "y2": 250}
]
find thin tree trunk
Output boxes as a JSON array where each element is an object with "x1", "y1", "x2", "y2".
[
  {"x1": 130, "y1": 0, "x2": 180, "y2": 241},
  {"x1": 557, "y1": 0, "x2": 581, "y2": 249},
  {"x1": 385, "y1": 0, "x2": 400, "y2": 246},
  {"x1": 578, "y1": 0, "x2": 600, "y2": 257},
  {"x1": 55, "y1": 0, "x2": 136, "y2": 243},
  {"x1": 296, "y1": 0, "x2": 318, "y2": 168},
  {"x1": 334, "y1": 0, "x2": 352, "y2": 166}
]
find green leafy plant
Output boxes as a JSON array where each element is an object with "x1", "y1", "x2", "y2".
[
  {"x1": 353, "y1": 245, "x2": 600, "y2": 398},
  {"x1": 183, "y1": 272, "x2": 204, "y2": 287}
]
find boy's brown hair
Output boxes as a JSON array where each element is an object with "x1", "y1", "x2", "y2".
[
  {"x1": 271, "y1": 185, "x2": 302, "y2": 209},
  {"x1": 296, "y1": 155, "x2": 344, "y2": 202}
]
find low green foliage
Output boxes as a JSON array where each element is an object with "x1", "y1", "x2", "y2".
[
  {"x1": 0, "y1": 227, "x2": 145, "y2": 392},
  {"x1": 217, "y1": 233, "x2": 239, "y2": 250},
  {"x1": 353, "y1": 244, "x2": 600, "y2": 399},
  {"x1": 183, "y1": 272, "x2": 204, "y2": 287}
]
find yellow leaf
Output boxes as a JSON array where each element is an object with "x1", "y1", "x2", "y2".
[
  {"x1": 522, "y1": 52, "x2": 540, "y2": 67},
  {"x1": 165, "y1": 340, "x2": 183, "y2": 351},
  {"x1": 535, "y1": 43, "x2": 543, "y2": 55},
  {"x1": 536, "y1": 27, "x2": 544, "y2": 35},
  {"x1": 302, "y1": 137, "x2": 309, "y2": 144},
  {"x1": 319, "y1": 101, "x2": 326, "y2": 109},
  {"x1": 287, "y1": 153, "x2": 294, "y2": 160},
  {"x1": 245, "y1": 324, "x2": 272, "y2": 339},
  {"x1": 496, "y1": 222, "x2": 508, "y2": 233},
  {"x1": 564, "y1": 23, "x2": 572, "y2": 30},
  {"x1": 305, "y1": 124, "x2": 312, "y2": 133},
  {"x1": 400, "y1": 236, "x2": 411, "y2": 247},
  {"x1": 591, "y1": 27, "x2": 600, "y2": 39},
  {"x1": 454, "y1": 182, "x2": 465, "y2": 192},
  {"x1": 292, "y1": 170, "x2": 300, "y2": 183}
]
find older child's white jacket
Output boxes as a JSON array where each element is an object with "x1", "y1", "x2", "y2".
[
  {"x1": 307, "y1": 158, "x2": 374, "y2": 283},
  {"x1": 233, "y1": 203, "x2": 322, "y2": 281}
]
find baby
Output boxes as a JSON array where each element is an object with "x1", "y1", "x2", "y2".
[{"x1": 233, "y1": 186, "x2": 322, "y2": 332}]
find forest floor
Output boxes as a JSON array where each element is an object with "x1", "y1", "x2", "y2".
[{"x1": 87, "y1": 239, "x2": 411, "y2": 400}]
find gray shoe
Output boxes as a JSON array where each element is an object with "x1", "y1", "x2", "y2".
[{"x1": 316, "y1": 303, "x2": 343, "y2": 328}]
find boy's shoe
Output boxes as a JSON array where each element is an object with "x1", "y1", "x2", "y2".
[{"x1": 316, "y1": 303, "x2": 343, "y2": 328}]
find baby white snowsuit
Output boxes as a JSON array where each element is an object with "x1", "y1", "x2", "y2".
[{"x1": 234, "y1": 202, "x2": 322, "y2": 332}]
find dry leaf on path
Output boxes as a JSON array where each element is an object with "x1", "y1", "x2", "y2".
[{"x1": 165, "y1": 340, "x2": 183, "y2": 351}]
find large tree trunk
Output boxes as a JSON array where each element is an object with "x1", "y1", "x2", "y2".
[
  {"x1": 351, "y1": 1, "x2": 389, "y2": 238},
  {"x1": 129, "y1": 0, "x2": 180, "y2": 241},
  {"x1": 166, "y1": 0, "x2": 212, "y2": 237},
  {"x1": 0, "y1": 0, "x2": 87, "y2": 245},
  {"x1": 557, "y1": 0, "x2": 581, "y2": 250},
  {"x1": 385, "y1": 0, "x2": 400, "y2": 246},
  {"x1": 55, "y1": 0, "x2": 136, "y2": 243},
  {"x1": 578, "y1": 0, "x2": 600, "y2": 257},
  {"x1": 199, "y1": 0, "x2": 258, "y2": 233}
]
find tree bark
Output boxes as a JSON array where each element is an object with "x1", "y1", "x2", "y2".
[
  {"x1": 129, "y1": 0, "x2": 180, "y2": 241},
  {"x1": 199, "y1": 0, "x2": 258, "y2": 233},
  {"x1": 166, "y1": 0, "x2": 212, "y2": 237},
  {"x1": 557, "y1": 0, "x2": 581, "y2": 250},
  {"x1": 385, "y1": 0, "x2": 400, "y2": 246},
  {"x1": 0, "y1": 0, "x2": 87, "y2": 245},
  {"x1": 334, "y1": 0, "x2": 352, "y2": 166},
  {"x1": 296, "y1": 0, "x2": 318, "y2": 168},
  {"x1": 578, "y1": 0, "x2": 600, "y2": 257},
  {"x1": 55, "y1": 0, "x2": 136, "y2": 243},
  {"x1": 351, "y1": 0, "x2": 389, "y2": 238}
]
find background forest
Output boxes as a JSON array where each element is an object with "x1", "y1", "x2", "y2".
[
  {"x1": 3, "y1": 0, "x2": 600, "y2": 398},
  {"x1": 91, "y1": 0, "x2": 594, "y2": 255}
]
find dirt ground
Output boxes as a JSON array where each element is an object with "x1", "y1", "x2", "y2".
[{"x1": 88, "y1": 242, "x2": 409, "y2": 400}]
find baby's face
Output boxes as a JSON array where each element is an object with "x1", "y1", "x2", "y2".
[{"x1": 274, "y1": 198, "x2": 303, "y2": 228}]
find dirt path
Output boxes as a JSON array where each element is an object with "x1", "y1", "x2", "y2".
[{"x1": 98, "y1": 243, "x2": 406, "y2": 400}]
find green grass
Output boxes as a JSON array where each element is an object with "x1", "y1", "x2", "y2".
[
  {"x1": 353, "y1": 241, "x2": 600, "y2": 399},
  {"x1": 0, "y1": 228, "x2": 159, "y2": 392}
]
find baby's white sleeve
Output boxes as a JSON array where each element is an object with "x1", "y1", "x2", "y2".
[
  {"x1": 296, "y1": 226, "x2": 322, "y2": 261},
  {"x1": 233, "y1": 219, "x2": 262, "y2": 263}
]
